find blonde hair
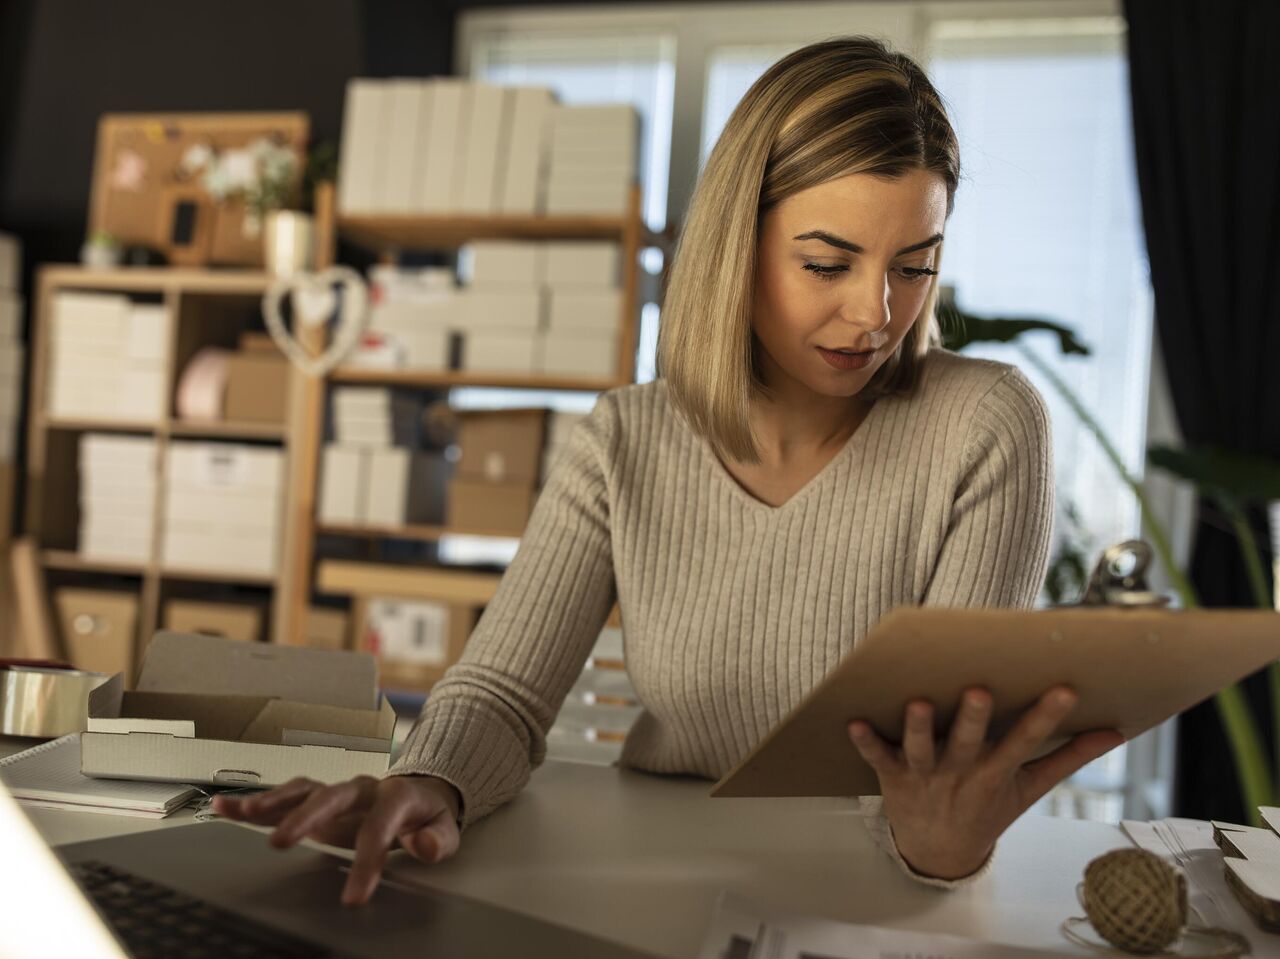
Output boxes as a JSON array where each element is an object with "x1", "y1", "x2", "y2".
[{"x1": 658, "y1": 37, "x2": 960, "y2": 463}]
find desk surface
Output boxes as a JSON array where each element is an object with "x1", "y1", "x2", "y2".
[{"x1": 6, "y1": 736, "x2": 1276, "y2": 959}]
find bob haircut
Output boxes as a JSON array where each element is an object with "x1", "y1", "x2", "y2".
[{"x1": 657, "y1": 36, "x2": 961, "y2": 464}]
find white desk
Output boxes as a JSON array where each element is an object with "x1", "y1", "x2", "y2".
[{"x1": 8, "y1": 736, "x2": 1276, "y2": 959}]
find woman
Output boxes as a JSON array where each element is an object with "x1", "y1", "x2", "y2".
[{"x1": 216, "y1": 36, "x2": 1123, "y2": 904}]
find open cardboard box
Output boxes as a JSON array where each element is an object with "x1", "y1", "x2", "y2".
[{"x1": 81, "y1": 632, "x2": 395, "y2": 788}]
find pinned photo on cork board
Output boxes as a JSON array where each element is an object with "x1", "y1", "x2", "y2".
[
  {"x1": 711, "y1": 606, "x2": 1280, "y2": 799},
  {"x1": 88, "y1": 112, "x2": 309, "y2": 267}
]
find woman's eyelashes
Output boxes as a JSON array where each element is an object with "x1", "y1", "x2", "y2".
[{"x1": 800, "y1": 262, "x2": 938, "y2": 283}]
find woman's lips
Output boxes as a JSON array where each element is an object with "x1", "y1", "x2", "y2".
[{"x1": 817, "y1": 347, "x2": 875, "y2": 371}]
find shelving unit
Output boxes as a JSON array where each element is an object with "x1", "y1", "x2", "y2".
[
  {"x1": 23, "y1": 265, "x2": 293, "y2": 670},
  {"x1": 278, "y1": 182, "x2": 647, "y2": 674}
]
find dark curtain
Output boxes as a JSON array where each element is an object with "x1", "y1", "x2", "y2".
[{"x1": 1124, "y1": 0, "x2": 1280, "y2": 821}]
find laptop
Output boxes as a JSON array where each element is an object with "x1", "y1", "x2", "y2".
[{"x1": 0, "y1": 776, "x2": 655, "y2": 958}]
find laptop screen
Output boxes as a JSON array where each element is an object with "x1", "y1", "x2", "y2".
[{"x1": 0, "y1": 777, "x2": 128, "y2": 958}]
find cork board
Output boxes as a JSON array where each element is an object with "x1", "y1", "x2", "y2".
[{"x1": 88, "y1": 112, "x2": 310, "y2": 267}]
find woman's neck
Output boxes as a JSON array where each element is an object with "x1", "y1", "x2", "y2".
[{"x1": 749, "y1": 361, "x2": 871, "y2": 464}]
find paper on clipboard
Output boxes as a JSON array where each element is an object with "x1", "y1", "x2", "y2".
[{"x1": 713, "y1": 607, "x2": 1280, "y2": 798}]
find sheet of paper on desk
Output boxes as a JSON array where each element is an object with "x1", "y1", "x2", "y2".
[{"x1": 699, "y1": 893, "x2": 1068, "y2": 959}]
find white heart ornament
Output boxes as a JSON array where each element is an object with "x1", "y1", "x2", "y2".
[{"x1": 262, "y1": 266, "x2": 369, "y2": 377}]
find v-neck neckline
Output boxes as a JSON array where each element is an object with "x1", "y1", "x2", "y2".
[{"x1": 695, "y1": 400, "x2": 882, "y2": 515}]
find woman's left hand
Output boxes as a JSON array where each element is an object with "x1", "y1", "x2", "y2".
[{"x1": 847, "y1": 685, "x2": 1125, "y2": 880}]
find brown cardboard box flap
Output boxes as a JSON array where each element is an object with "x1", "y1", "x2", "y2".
[
  {"x1": 137, "y1": 632, "x2": 376, "y2": 710},
  {"x1": 712, "y1": 606, "x2": 1280, "y2": 799},
  {"x1": 82, "y1": 633, "x2": 394, "y2": 787}
]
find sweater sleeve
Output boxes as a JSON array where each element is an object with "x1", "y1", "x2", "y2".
[
  {"x1": 864, "y1": 366, "x2": 1055, "y2": 888},
  {"x1": 923, "y1": 366, "x2": 1055, "y2": 609},
  {"x1": 384, "y1": 395, "x2": 619, "y2": 828}
]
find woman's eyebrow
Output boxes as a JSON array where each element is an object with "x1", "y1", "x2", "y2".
[{"x1": 792, "y1": 230, "x2": 944, "y2": 256}]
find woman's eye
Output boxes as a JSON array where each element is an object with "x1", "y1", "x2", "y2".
[
  {"x1": 895, "y1": 266, "x2": 939, "y2": 282},
  {"x1": 802, "y1": 262, "x2": 846, "y2": 282}
]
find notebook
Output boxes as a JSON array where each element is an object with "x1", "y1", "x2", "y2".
[{"x1": 0, "y1": 734, "x2": 199, "y2": 818}]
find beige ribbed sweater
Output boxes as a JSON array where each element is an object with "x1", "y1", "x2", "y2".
[{"x1": 389, "y1": 348, "x2": 1054, "y2": 880}]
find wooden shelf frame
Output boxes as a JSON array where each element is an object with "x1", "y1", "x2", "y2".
[
  {"x1": 25, "y1": 265, "x2": 301, "y2": 667},
  {"x1": 279, "y1": 182, "x2": 647, "y2": 646}
]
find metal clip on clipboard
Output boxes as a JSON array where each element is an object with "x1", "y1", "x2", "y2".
[{"x1": 1076, "y1": 540, "x2": 1171, "y2": 608}]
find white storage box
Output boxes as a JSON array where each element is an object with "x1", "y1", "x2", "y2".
[
  {"x1": 544, "y1": 242, "x2": 621, "y2": 288},
  {"x1": 464, "y1": 329, "x2": 539, "y2": 375},
  {"x1": 167, "y1": 443, "x2": 283, "y2": 492},
  {"x1": 548, "y1": 289, "x2": 623, "y2": 331},
  {"x1": 319, "y1": 445, "x2": 370, "y2": 525},
  {"x1": 457, "y1": 289, "x2": 543, "y2": 330},
  {"x1": 83, "y1": 632, "x2": 396, "y2": 788},
  {"x1": 539, "y1": 328, "x2": 618, "y2": 378},
  {"x1": 462, "y1": 241, "x2": 543, "y2": 287}
]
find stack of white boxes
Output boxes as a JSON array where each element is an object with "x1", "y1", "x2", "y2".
[
  {"x1": 319, "y1": 389, "x2": 443, "y2": 528},
  {"x1": 338, "y1": 78, "x2": 636, "y2": 216},
  {"x1": 0, "y1": 234, "x2": 24, "y2": 462},
  {"x1": 78, "y1": 434, "x2": 157, "y2": 564},
  {"x1": 545, "y1": 105, "x2": 639, "y2": 215},
  {"x1": 162, "y1": 443, "x2": 284, "y2": 576},
  {"x1": 457, "y1": 241, "x2": 621, "y2": 378},
  {"x1": 355, "y1": 266, "x2": 457, "y2": 370},
  {"x1": 47, "y1": 292, "x2": 166, "y2": 422}
]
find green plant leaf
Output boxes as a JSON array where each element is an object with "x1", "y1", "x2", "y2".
[
  {"x1": 939, "y1": 306, "x2": 1092, "y2": 357},
  {"x1": 1147, "y1": 445, "x2": 1280, "y2": 503}
]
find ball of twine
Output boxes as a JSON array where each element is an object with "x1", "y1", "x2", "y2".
[{"x1": 1080, "y1": 848, "x2": 1187, "y2": 954}]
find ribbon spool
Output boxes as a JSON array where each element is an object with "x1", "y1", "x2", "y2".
[{"x1": 1062, "y1": 848, "x2": 1249, "y2": 958}]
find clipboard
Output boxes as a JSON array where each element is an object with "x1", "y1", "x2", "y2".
[{"x1": 711, "y1": 605, "x2": 1280, "y2": 798}]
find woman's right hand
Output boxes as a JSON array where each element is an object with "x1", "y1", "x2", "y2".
[{"x1": 211, "y1": 774, "x2": 462, "y2": 906}]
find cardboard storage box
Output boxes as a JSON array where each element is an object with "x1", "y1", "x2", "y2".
[
  {"x1": 462, "y1": 328, "x2": 539, "y2": 375},
  {"x1": 319, "y1": 445, "x2": 369, "y2": 524},
  {"x1": 446, "y1": 477, "x2": 537, "y2": 535},
  {"x1": 163, "y1": 600, "x2": 263, "y2": 644},
  {"x1": 543, "y1": 242, "x2": 621, "y2": 287},
  {"x1": 83, "y1": 632, "x2": 395, "y2": 788},
  {"x1": 540, "y1": 328, "x2": 618, "y2": 378},
  {"x1": 365, "y1": 448, "x2": 447, "y2": 526},
  {"x1": 224, "y1": 350, "x2": 289, "y2": 425},
  {"x1": 306, "y1": 607, "x2": 350, "y2": 651},
  {"x1": 362, "y1": 600, "x2": 476, "y2": 690},
  {"x1": 455, "y1": 408, "x2": 547, "y2": 484},
  {"x1": 54, "y1": 588, "x2": 138, "y2": 679}
]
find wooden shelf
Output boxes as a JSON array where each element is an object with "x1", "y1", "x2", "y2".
[
  {"x1": 317, "y1": 522, "x2": 521, "y2": 543},
  {"x1": 168, "y1": 419, "x2": 288, "y2": 441},
  {"x1": 42, "y1": 550, "x2": 146, "y2": 576},
  {"x1": 338, "y1": 212, "x2": 629, "y2": 253},
  {"x1": 43, "y1": 415, "x2": 159, "y2": 433},
  {"x1": 317, "y1": 560, "x2": 500, "y2": 606},
  {"x1": 328, "y1": 367, "x2": 623, "y2": 392},
  {"x1": 38, "y1": 265, "x2": 275, "y2": 295},
  {"x1": 160, "y1": 566, "x2": 277, "y2": 586}
]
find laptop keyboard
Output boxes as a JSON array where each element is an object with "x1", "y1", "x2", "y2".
[{"x1": 70, "y1": 859, "x2": 332, "y2": 958}]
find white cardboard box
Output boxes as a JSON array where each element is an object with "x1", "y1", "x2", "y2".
[
  {"x1": 545, "y1": 181, "x2": 631, "y2": 214},
  {"x1": 501, "y1": 87, "x2": 555, "y2": 214},
  {"x1": 166, "y1": 487, "x2": 279, "y2": 529},
  {"x1": 539, "y1": 328, "x2": 618, "y2": 378},
  {"x1": 458, "y1": 289, "x2": 543, "y2": 330},
  {"x1": 416, "y1": 78, "x2": 467, "y2": 213},
  {"x1": 338, "y1": 79, "x2": 389, "y2": 214},
  {"x1": 544, "y1": 242, "x2": 621, "y2": 287},
  {"x1": 83, "y1": 632, "x2": 396, "y2": 788},
  {"x1": 548, "y1": 289, "x2": 623, "y2": 331},
  {"x1": 364, "y1": 448, "x2": 445, "y2": 526},
  {"x1": 364, "y1": 599, "x2": 449, "y2": 666},
  {"x1": 167, "y1": 443, "x2": 283, "y2": 492},
  {"x1": 458, "y1": 84, "x2": 511, "y2": 214},
  {"x1": 463, "y1": 241, "x2": 543, "y2": 287},
  {"x1": 464, "y1": 329, "x2": 539, "y2": 375},
  {"x1": 378, "y1": 79, "x2": 429, "y2": 213},
  {"x1": 162, "y1": 527, "x2": 279, "y2": 575},
  {"x1": 319, "y1": 445, "x2": 370, "y2": 525},
  {"x1": 125, "y1": 305, "x2": 168, "y2": 361}
]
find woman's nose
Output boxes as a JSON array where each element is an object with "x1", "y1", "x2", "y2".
[{"x1": 838, "y1": 274, "x2": 891, "y2": 334}]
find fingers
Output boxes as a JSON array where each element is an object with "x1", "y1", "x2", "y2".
[
  {"x1": 1020, "y1": 729, "x2": 1126, "y2": 802},
  {"x1": 270, "y1": 776, "x2": 379, "y2": 849},
  {"x1": 987, "y1": 686, "x2": 1078, "y2": 776},
  {"x1": 400, "y1": 810, "x2": 462, "y2": 865},
  {"x1": 213, "y1": 777, "x2": 320, "y2": 825},
  {"x1": 343, "y1": 780, "x2": 460, "y2": 906},
  {"x1": 901, "y1": 700, "x2": 936, "y2": 774},
  {"x1": 941, "y1": 687, "x2": 993, "y2": 770},
  {"x1": 847, "y1": 720, "x2": 899, "y2": 775}
]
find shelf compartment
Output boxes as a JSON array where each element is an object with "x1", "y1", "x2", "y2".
[{"x1": 43, "y1": 550, "x2": 147, "y2": 576}]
